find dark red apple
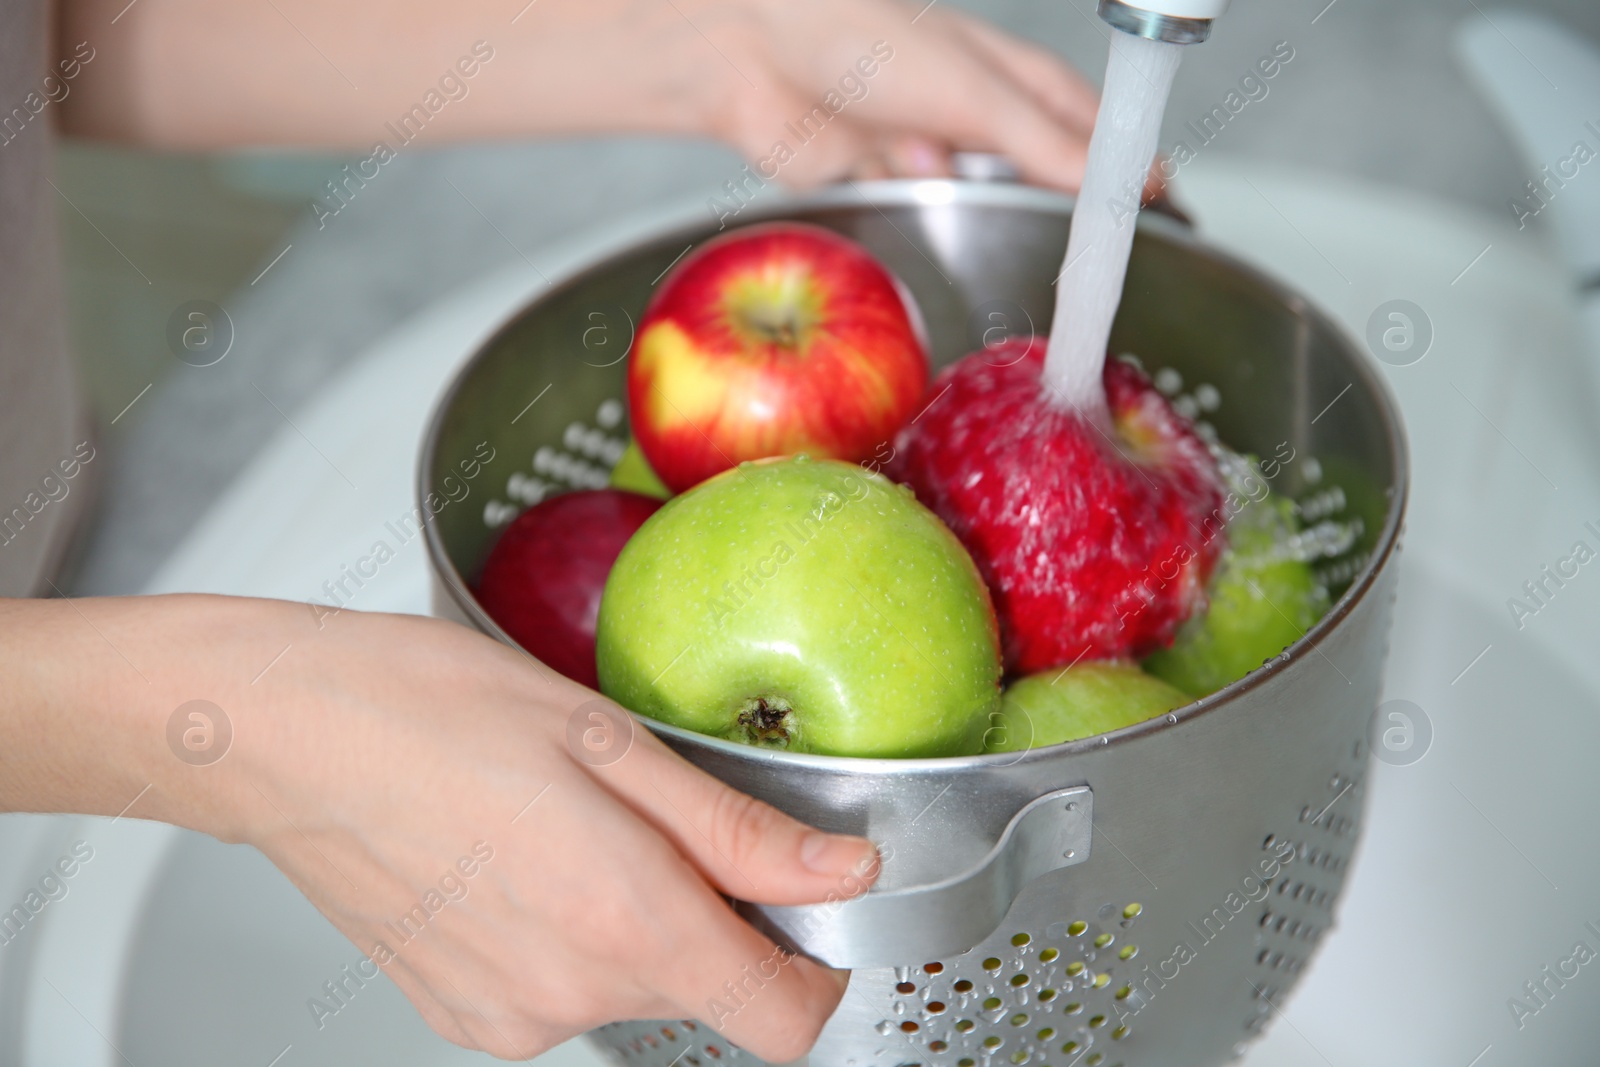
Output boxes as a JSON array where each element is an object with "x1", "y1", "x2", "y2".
[
  {"x1": 890, "y1": 337, "x2": 1225, "y2": 673},
  {"x1": 627, "y1": 222, "x2": 928, "y2": 493},
  {"x1": 475, "y1": 489, "x2": 662, "y2": 687}
]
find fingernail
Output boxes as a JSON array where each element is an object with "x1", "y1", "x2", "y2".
[{"x1": 800, "y1": 831, "x2": 874, "y2": 874}]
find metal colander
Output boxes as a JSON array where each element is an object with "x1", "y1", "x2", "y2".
[{"x1": 419, "y1": 181, "x2": 1407, "y2": 1067}]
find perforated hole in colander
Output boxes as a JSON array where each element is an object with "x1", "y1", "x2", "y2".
[
  {"x1": 1242, "y1": 760, "x2": 1366, "y2": 1041},
  {"x1": 480, "y1": 399, "x2": 631, "y2": 529},
  {"x1": 832, "y1": 902, "x2": 1148, "y2": 1067},
  {"x1": 599, "y1": 1016, "x2": 771, "y2": 1067}
]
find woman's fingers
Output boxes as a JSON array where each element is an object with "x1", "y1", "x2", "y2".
[
  {"x1": 714, "y1": 80, "x2": 881, "y2": 189},
  {"x1": 842, "y1": 14, "x2": 1093, "y2": 190},
  {"x1": 431, "y1": 777, "x2": 847, "y2": 1062},
  {"x1": 642, "y1": 861, "x2": 852, "y2": 1060},
  {"x1": 379, "y1": 955, "x2": 490, "y2": 1053},
  {"x1": 882, "y1": 133, "x2": 952, "y2": 178},
  {"x1": 701, "y1": 0, "x2": 1096, "y2": 192},
  {"x1": 956, "y1": 73, "x2": 1092, "y2": 192},
  {"x1": 592, "y1": 726, "x2": 880, "y2": 907},
  {"x1": 952, "y1": 13, "x2": 1101, "y2": 135}
]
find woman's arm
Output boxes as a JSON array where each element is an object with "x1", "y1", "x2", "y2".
[
  {"x1": 55, "y1": 0, "x2": 1101, "y2": 189},
  {"x1": 0, "y1": 593, "x2": 878, "y2": 1060}
]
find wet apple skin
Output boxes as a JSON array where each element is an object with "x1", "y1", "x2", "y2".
[
  {"x1": 984, "y1": 661, "x2": 1190, "y2": 752},
  {"x1": 596, "y1": 456, "x2": 1002, "y2": 758},
  {"x1": 891, "y1": 337, "x2": 1226, "y2": 673}
]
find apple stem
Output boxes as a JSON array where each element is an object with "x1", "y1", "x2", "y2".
[
  {"x1": 735, "y1": 697, "x2": 794, "y2": 748},
  {"x1": 1042, "y1": 32, "x2": 1184, "y2": 426},
  {"x1": 740, "y1": 305, "x2": 805, "y2": 350}
]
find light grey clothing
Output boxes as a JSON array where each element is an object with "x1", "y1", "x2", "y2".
[{"x1": 0, "y1": 0, "x2": 94, "y2": 597}]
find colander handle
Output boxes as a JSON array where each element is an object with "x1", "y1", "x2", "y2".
[{"x1": 739, "y1": 785, "x2": 1093, "y2": 970}]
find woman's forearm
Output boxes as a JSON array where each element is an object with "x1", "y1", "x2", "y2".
[
  {"x1": 0, "y1": 594, "x2": 282, "y2": 837},
  {"x1": 0, "y1": 596, "x2": 157, "y2": 817},
  {"x1": 54, "y1": 0, "x2": 1103, "y2": 192},
  {"x1": 56, "y1": 0, "x2": 717, "y2": 150}
]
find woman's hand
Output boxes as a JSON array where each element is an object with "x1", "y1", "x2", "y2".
[
  {"x1": 62, "y1": 0, "x2": 1100, "y2": 191},
  {"x1": 1, "y1": 594, "x2": 879, "y2": 1061},
  {"x1": 667, "y1": 0, "x2": 1102, "y2": 189}
]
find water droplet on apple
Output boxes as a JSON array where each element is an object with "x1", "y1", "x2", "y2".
[{"x1": 795, "y1": 453, "x2": 812, "y2": 463}]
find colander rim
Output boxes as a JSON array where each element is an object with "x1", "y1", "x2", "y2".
[{"x1": 417, "y1": 177, "x2": 1410, "y2": 772}]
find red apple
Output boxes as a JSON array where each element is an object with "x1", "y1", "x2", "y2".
[
  {"x1": 890, "y1": 337, "x2": 1225, "y2": 673},
  {"x1": 627, "y1": 222, "x2": 928, "y2": 493},
  {"x1": 475, "y1": 489, "x2": 662, "y2": 688}
]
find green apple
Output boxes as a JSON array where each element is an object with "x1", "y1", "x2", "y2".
[
  {"x1": 609, "y1": 439, "x2": 671, "y2": 499},
  {"x1": 984, "y1": 662, "x2": 1190, "y2": 752},
  {"x1": 596, "y1": 456, "x2": 1001, "y2": 757},
  {"x1": 1143, "y1": 498, "x2": 1330, "y2": 697}
]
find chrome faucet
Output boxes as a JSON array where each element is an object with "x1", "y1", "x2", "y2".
[{"x1": 1098, "y1": 0, "x2": 1229, "y2": 44}]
